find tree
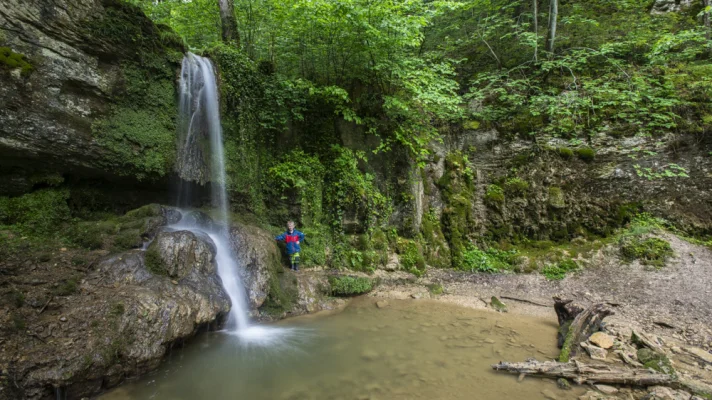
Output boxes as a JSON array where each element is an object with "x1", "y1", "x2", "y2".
[
  {"x1": 218, "y1": 0, "x2": 240, "y2": 47},
  {"x1": 533, "y1": 0, "x2": 539, "y2": 61},
  {"x1": 704, "y1": 0, "x2": 711, "y2": 52},
  {"x1": 546, "y1": 0, "x2": 558, "y2": 53}
]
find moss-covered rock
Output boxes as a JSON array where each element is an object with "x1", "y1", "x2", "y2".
[
  {"x1": 0, "y1": 47, "x2": 33, "y2": 76},
  {"x1": 619, "y1": 236, "x2": 673, "y2": 268},
  {"x1": 575, "y1": 147, "x2": 596, "y2": 162},
  {"x1": 548, "y1": 187, "x2": 566, "y2": 209},
  {"x1": 637, "y1": 348, "x2": 675, "y2": 375}
]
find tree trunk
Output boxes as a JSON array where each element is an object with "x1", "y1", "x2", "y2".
[
  {"x1": 492, "y1": 360, "x2": 675, "y2": 386},
  {"x1": 218, "y1": 0, "x2": 240, "y2": 47},
  {"x1": 546, "y1": 0, "x2": 558, "y2": 53},
  {"x1": 704, "y1": 0, "x2": 711, "y2": 54},
  {"x1": 533, "y1": 0, "x2": 539, "y2": 61},
  {"x1": 554, "y1": 299, "x2": 614, "y2": 362}
]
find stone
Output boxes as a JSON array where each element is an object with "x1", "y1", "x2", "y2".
[
  {"x1": 490, "y1": 296, "x2": 508, "y2": 312},
  {"x1": 651, "y1": 0, "x2": 693, "y2": 14},
  {"x1": 59, "y1": 317, "x2": 67, "y2": 322},
  {"x1": 595, "y1": 385, "x2": 618, "y2": 395},
  {"x1": 376, "y1": 300, "x2": 389, "y2": 309},
  {"x1": 645, "y1": 386, "x2": 692, "y2": 400},
  {"x1": 683, "y1": 347, "x2": 712, "y2": 364},
  {"x1": 582, "y1": 341, "x2": 608, "y2": 360},
  {"x1": 589, "y1": 332, "x2": 615, "y2": 349},
  {"x1": 557, "y1": 378, "x2": 571, "y2": 390},
  {"x1": 541, "y1": 389, "x2": 558, "y2": 400},
  {"x1": 148, "y1": 230, "x2": 217, "y2": 279}
]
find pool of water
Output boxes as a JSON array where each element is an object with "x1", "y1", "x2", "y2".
[{"x1": 100, "y1": 298, "x2": 585, "y2": 400}]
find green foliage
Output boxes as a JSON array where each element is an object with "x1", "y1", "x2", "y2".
[
  {"x1": 459, "y1": 245, "x2": 519, "y2": 273},
  {"x1": 399, "y1": 240, "x2": 427, "y2": 277},
  {"x1": 268, "y1": 150, "x2": 326, "y2": 226},
  {"x1": 484, "y1": 184, "x2": 505, "y2": 205},
  {"x1": 637, "y1": 348, "x2": 675, "y2": 376},
  {"x1": 619, "y1": 236, "x2": 673, "y2": 268},
  {"x1": 0, "y1": 47, "x2": 33, "y2": 76},
  {"x1": 113, "y1": 229, "x2": 142, "y2": 250},
  {"x1": 504, "y1": 177, "x2": 529, "y2": 197},
  {"x1": 328, "y1": 275, "x2": 374, "y2": 296},
  {"x1": 427, "y1": 283, "x2": 444, "y2": 296},
  {"x1": 541, "y1": 259, "x2": 579, "y2": 280},
  {"x1": 324, "y1": 146, "x2": 391, "y2": 232},
  {"x1": 299, "y1": 225, "x2": 328, "y2": 266},
  {"x1": 0, "y1": 188, "x2": 71, "y2": 235},
  {"x1": 633, "y1": 163, "x2": 690, "y2": 180}
]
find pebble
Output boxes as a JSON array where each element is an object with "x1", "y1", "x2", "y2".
[
  {"x1": 376, "y1": 301, "x2": 389, "y2": 309},
  {"x1": 589, "y1": 332, "x2": 615, "y2": 349},
  {"x1": 541, "y1": 389, "x2": 558, "y2": 400},
  {"x1": 595, "y1": 384, "x2": 618, "y2": 395},
  {"x1": 59, "y1": 317, "x2": 67, "y2": 322},
  {"x1": 484, "y1": 339, "x2": 495, "y2": 344}
]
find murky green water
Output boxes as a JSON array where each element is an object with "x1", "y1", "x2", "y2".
[{"x1": 101, "y1": 298, "x2": 585, "y2": 400}]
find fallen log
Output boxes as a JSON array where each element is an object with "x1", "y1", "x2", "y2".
[{"x1": 492, "y1": 359, "x2": 675, "y2": 386}]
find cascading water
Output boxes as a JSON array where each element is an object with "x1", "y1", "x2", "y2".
[{"x1": 176, "y1": 53, "x2": 250, "y2": 332}]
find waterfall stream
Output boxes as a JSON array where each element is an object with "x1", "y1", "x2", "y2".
[{"x1": 176, "y1": 53, "x2": 250, "y2": 332}]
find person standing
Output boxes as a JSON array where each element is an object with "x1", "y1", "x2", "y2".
[{"x1": 275, "y1": 221, "x2": 305, "y2": 271}]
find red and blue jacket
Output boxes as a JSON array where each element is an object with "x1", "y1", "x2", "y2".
[{"x1": 275, "y1": 229, "x2": 305, "y2": 255}]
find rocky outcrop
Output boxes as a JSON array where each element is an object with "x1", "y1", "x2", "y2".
[
  {"x1": 0, "y1": 0, "x2": 184, "y2": 194},
  {"x1": 0, "y1": 209, "x2": 230, "y2": 400},
  {"x1": 228, "y1": 222, "x2": 282, "y2": 309}
]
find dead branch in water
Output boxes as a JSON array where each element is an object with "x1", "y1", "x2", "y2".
[{"x1": 492, "y1": 359, "x2": 675, "y2": 386}]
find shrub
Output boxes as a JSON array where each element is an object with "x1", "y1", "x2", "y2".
[
  {"x1": 0, "y1": 188, "x2": 71, "y2": 235},
  {"x1": 541, "y1": 259, "x2": 579, "y2": 280},
  {"x1": 427, "y1": 283, "x2": 444, "y2": 295},
  {"x1": 619, "y1": 236, "x2": 673, "y2": 268},
  {"x1": 484, "y1": 184, "x2": 505, "y2": 205},
  {"x1": 504, "y1": 177, "x2": 530, "y2": 197},
  {"x1": 459, "y1": 245, "x2": 519, "y2": 273},
  {"x1": 328, "y1": 276, "x2": 374, "y2": 296},
  {"x1": 575, "y1": 147, "x2": 596, "y2": 162}
]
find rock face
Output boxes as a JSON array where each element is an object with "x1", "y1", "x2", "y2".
[
  {"x1": 2, "y1": 227, "x2": 229, "y2": 400},
  {"x1": 0, "y1": 0, "x2": 184, "y2": 194},
  {"x1": 651, "y1": 0, "x2": 693, "y2": 14}
]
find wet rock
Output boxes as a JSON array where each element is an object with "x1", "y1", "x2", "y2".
[
  {"x1": 228, "y1": 222, "x2": 282, "y2": 309},
  {"x1": 376, "y1": 300, "x2": 389, "y2": 309},
  {"x1": 182, "y1": 211, "x2": 217, "y2": 231},
  {"x1": 148, "y1": 230, "x2": 217, "y2": 279},
  {"x1": 557, "y1": 378, "x2": 571, "y2": 390},
  {"x1": 541, "y1": 389, "x2": 558, "y2": 400},
  {"x1": 637, "y1": 348, "x2": 674, "y2": 375},
  {"x1": 589, "y1": 332, "x2": 615, "y2": 349}
]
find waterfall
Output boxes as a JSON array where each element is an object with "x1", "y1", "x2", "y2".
[{"x1": 176, "y1": 52, "x2": 250, "y2": 331}]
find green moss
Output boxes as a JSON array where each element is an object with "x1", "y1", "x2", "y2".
[
  {"x1": 113, "y1": 229, "x2": 142, "y2": 250},
  {"x1": 427, "y1": 283, "x2": 444, "y2": 295},
  {"x1": 575, "y1": 147, "x2": 596, "y2": 162},
  {"x1": 504, "y1": 177, "x2": 529, "y2": 197},
  {"x1": 144, "y1": 245, "x2": 168, "y2": 276},
  {"x1": 637, "y1": 348, "x2": 675, "y2": 375},
  {"x1": 541, "y1": 259, "x2": 579, "y2": 280},
  {"x1": 260, "y1": 271, "x2": 298, "y2": 317},
  {"x1": 371, "y1": 229, "x2": 389, "y2": 251},
  {"x1": 123, "y1": 204, "x2": 162, "y2": 219},
  {"x1": 328, "y1": 275, "x2": 374, "y2": 296},
  {"x1": 437, "y1": 151, "x2": 477, "y2": 267},
  {"x1": 548, "y1": 187, "x2": 566, "y2": 209},
  {"x1": 558, "y1": 323, "x2": 575, "y2": 362},
  {"x1": 110, "y1": 302, "x2": 125, "y2": 316},
  {"x1": 484, "y1": 184, "x2": 505, "y2": 205},
  {"x1": 557, "y1": 147, "x2": 574, "y2": 159},
  {"x1": 463, "y1": 120, "x2": 481, "y2": 130},
  {"x1": 619, "y1": 236, "x2": 673, "y2": 268},
  {"x1": 490, "y1": 296, "x2": 508, "y2": 312},
  {"x1": 0, "y1": 47, "x2": 33, "y2": 76}
]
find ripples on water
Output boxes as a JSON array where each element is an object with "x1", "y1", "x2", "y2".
[{"x1": 101, "y1": 298, "x2": 586, "y2": 400}]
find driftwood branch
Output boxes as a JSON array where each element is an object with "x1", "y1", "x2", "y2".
[{"x1": 492, "y1": 359, "x2": 674, "y2": 386}]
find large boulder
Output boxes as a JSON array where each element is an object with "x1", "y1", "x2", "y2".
[
  {"x1": 228, "y1": 222, "x2": 282, "y2": 309},
  {"x1": 651, "y1": 0, "x2": 693, "y2": 14},
  {"x1": 6, "y1": 233, "x2": 229, "y2": 399}
]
